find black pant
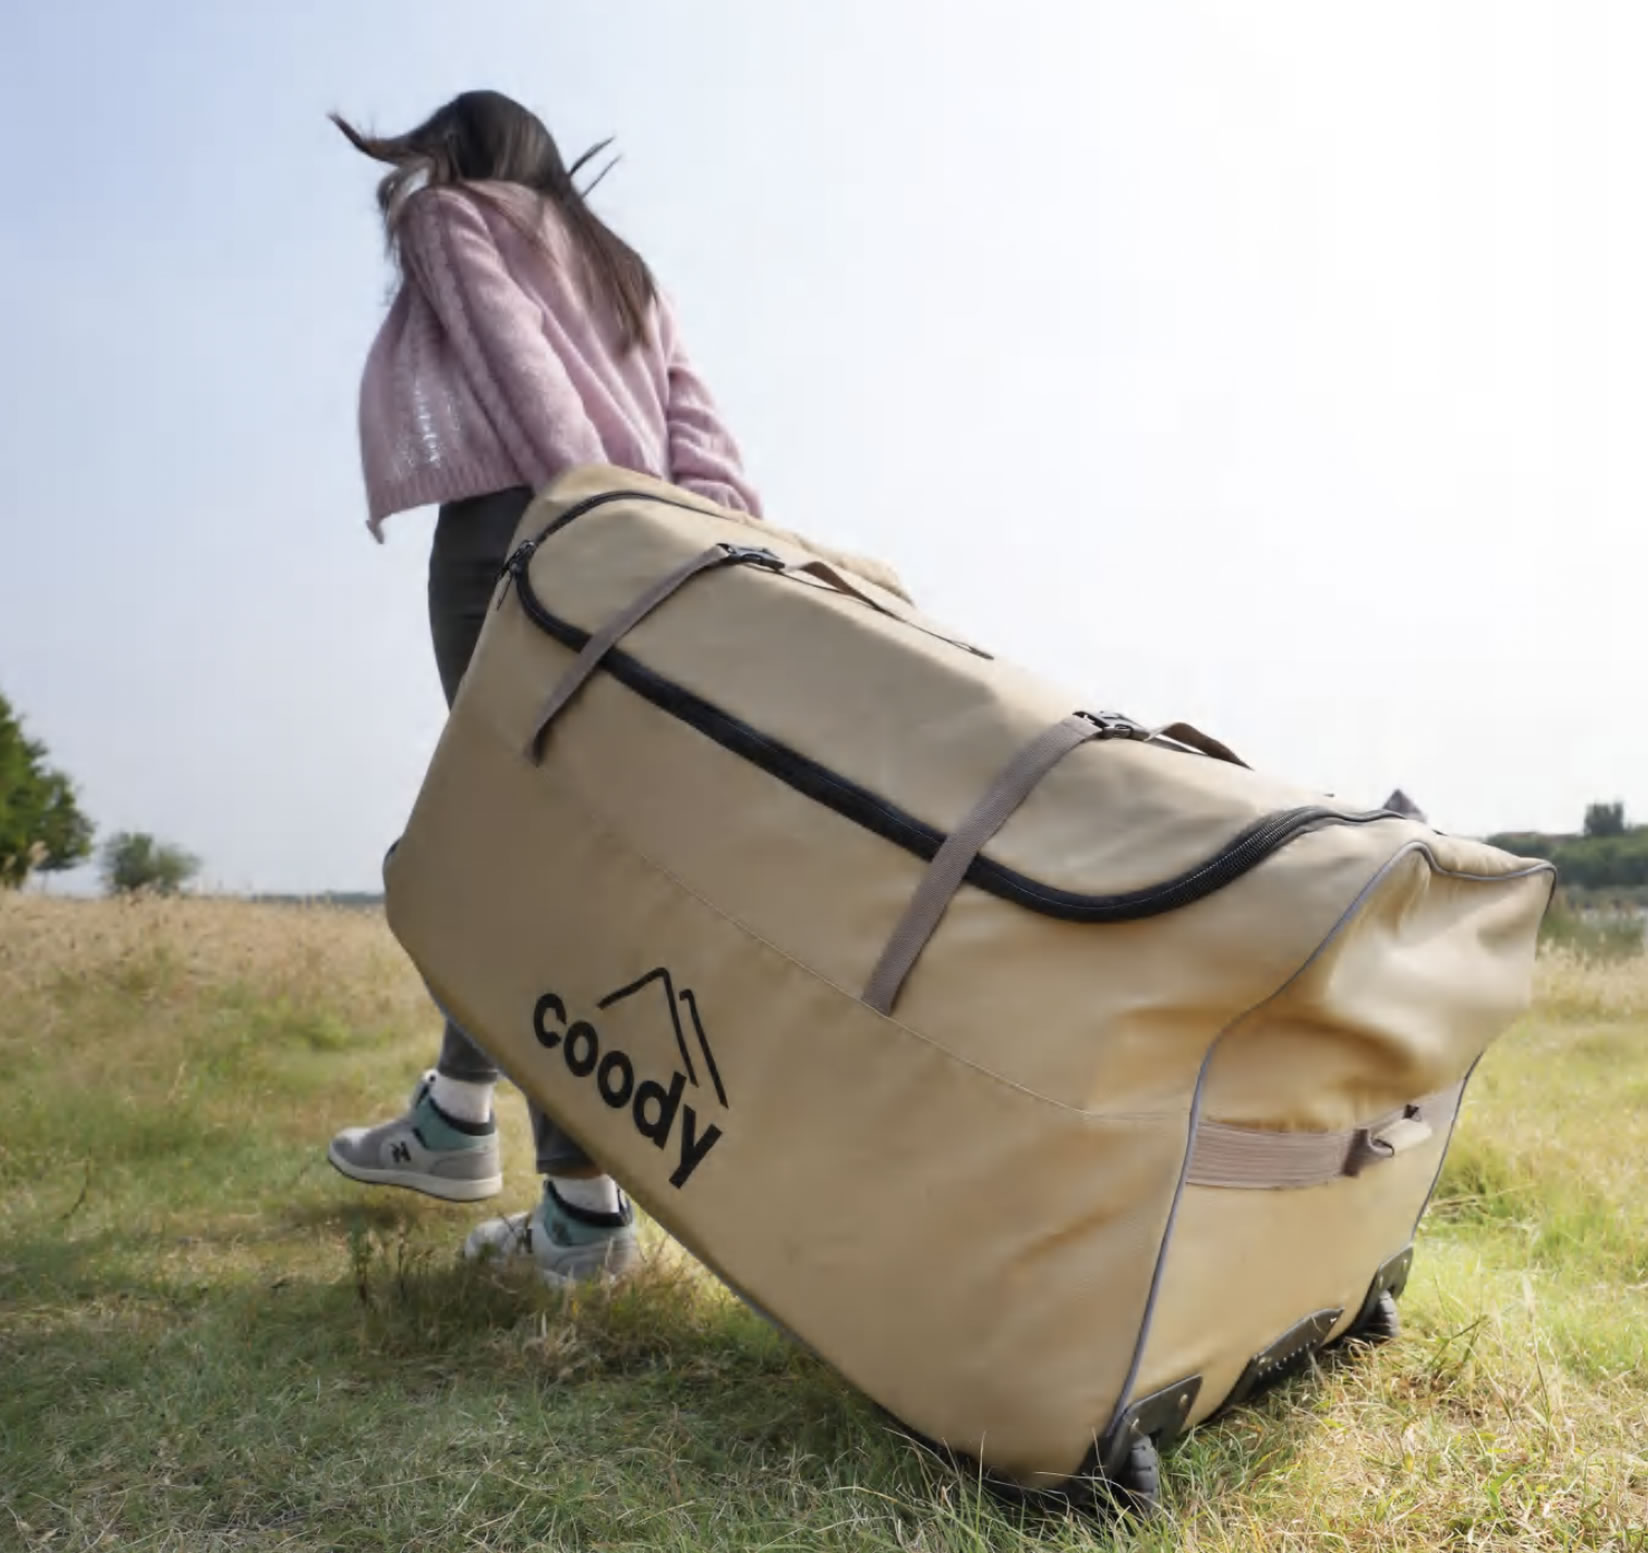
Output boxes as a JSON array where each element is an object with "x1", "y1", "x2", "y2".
[{"x1": 427, "y1": 487, "x2": 593, "y2": 1176}]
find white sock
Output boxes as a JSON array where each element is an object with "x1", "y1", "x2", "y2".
[
  {"x1": 429, "y1": 1073, "x2": 494, "y2": 1126},
  {"x1": 549, "y1": 1173, "x2": 621, "y2": 1216}
]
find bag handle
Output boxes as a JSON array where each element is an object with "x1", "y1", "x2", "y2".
[
  {"x1": 522, "y1": 544, "x2": 783, "y2": 761},
  {"x1": 1185, "y1": 1085, "x2": 1459, "y2": 1189},
  {"x1": 863, "y1": 714, "x2": 1101, "y2": 1014}
]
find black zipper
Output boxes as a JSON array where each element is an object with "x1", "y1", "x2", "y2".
[
  {"x1": 494, "y1": 487, "x2": 705, "y2": 608},
  {"x1": 503, "y1": 493, "x2": 1394, "y2": 923}
]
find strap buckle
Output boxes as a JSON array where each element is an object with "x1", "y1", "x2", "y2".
[
  {"x1": 1345, "y1": 1107, "x2": 1434, "y2": 1176},
  {"x1": 1078, "y1": 710, "x2": 1151, "y2": 740},
  {"x1": 718, "y1": 544, "x2": 786, "y2": 571}
]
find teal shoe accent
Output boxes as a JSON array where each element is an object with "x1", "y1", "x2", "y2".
[
  {"x1": 327, "y1": 1070, "x2": 504, "y2": 1203},
  {"x1": 462, "y1": 1181, "x2": 640, "y2": 1285},
  {"x1": 413, "y1": 1091, "x2": 495, "y2": 1152}
]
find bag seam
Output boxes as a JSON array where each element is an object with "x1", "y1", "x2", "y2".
[{"x1": 1096, "y1": 839, "x2": 1555, "y2": 1456}]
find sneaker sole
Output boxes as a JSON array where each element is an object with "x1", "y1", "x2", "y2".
[
  {"x1": 535, "y1": 1245, "x2": 642, "y2": 1287},
  {"x1": 326, "y1": 1144, "x2": 504, "y2": 1203},
  {"x1": 465, "y1": 1232, "x2": 642, "y2": 1287}
]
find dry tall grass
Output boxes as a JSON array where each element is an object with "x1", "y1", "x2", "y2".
[{"x1": 2, "y1": 895, "x2": 1644, "y2": 1551}]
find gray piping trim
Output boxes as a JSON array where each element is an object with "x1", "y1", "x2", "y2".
[
  {"x1": 1097, "y1": 842, "x2": 1555, "y2": 1453},
  {"x1": 1411, "y1": 1050, "x2": 1484, "y2": 1239},
  {"x1": 1411, "y1": 856, "x2": 1555, "y2": 1246}
]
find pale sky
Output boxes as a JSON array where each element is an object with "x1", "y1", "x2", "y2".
[{"x1": 2, "y1": 1, "x2": 1643, "y2": 894}]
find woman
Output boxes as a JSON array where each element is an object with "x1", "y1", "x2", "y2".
[{"x1": 326, "y1": 90, "x2": 762, "y2": 1285}]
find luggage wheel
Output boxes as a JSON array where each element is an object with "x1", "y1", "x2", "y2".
[
  {"x1": 1216, "y1": 1246, "x2": 1416, "y2": 1417},
  {"x1": 1094, "y1": 1374, "x2": 1201, "y2": 1517},
  {"x1": 1105, "y1": 1431, "x2": 1162, "y2": 1515},
  {"x1": 1343, "y1": 1290, "x2": 1402, "y2": 1347},
  {"x1": 1338, "y1": 1244, "x2": 1412, "y2": 1349}
]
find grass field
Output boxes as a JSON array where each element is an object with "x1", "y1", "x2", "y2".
[{"x1": 2, "y1": 896, "x2": 1644, "y2": 1552}]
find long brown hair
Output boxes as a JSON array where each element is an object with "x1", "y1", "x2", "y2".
[{"x1": 332, "y1": 90, "x2": 657, "y2": 350}]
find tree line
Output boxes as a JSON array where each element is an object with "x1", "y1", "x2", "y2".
[
  {"x1": 2, "y1": 690, "x2": 198, "y2": 895},
  {"x1": 1488, "y1": 802, "x2": 1648, "y2": 892},
  {"x1": 8, "y1": 682, "x2": 1642, "y2": 900}
]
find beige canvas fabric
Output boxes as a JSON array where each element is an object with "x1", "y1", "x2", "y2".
[{"x1": 384, "y1": 467, "x2": 1553, "y2": 1492}]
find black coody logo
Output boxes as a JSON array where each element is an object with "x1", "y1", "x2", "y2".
[{"x1": 532, "y1": 967, "x2": 728, "y2": 1189}]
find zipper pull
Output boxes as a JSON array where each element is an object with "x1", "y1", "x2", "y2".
[
  {"x1": 718, "y1": 543, "x2": 786, "y2": 572},
  {"x1": 494, "y1": 538, "x2": 540, "y2": 610}
]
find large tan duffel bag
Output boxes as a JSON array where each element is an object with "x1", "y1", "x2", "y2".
[{"x1": 384, "y1": 466, "x2": 1554, "y2": 1506}]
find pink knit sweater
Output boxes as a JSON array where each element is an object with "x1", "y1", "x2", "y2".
[{"x1": 357, "y1": 180, "x2": 762, "y2": 537}]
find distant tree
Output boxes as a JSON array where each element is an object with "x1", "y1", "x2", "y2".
[
  {"x1": 100, "y1": 831, "x2": 200, "y2": 896},
  {"x1": 0, "y1": 691, "x2": 95, "y2": 888},
  {"x1": 1584, "y1": 801, "x2": 1627, "y2": 839}
]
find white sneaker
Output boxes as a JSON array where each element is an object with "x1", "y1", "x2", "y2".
[
  {"x1": 327, "y1": 1071, "x2": 504, "y2": 1203},
  {"x1": 463, "y1": 1182, "x2": 641, "y2": 1286}
]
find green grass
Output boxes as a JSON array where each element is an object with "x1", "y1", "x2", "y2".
[
  {"x1": 2, "y1": 898, "x2": 1644, "y2": 1552},
  {"x1": 1538, "y1": 897, "x2": 1647, "y2": 962}
]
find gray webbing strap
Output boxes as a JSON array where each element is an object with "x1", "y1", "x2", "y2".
[
  {"x1": 523, "y1": 545, "x2": 760, "y2": 762},
  {"x1": 1185, "y1": 1081, "x2": 1464, "y2": 1189},
  {"x1": 795, "y1": 561, "x2": 991, "y2": 659},
  {"x1": 1150, "y1": 721, "x2": 1249, "y2": 768},
  {"x1": 863, "y1": 714, "x2": 1100, "y2": 1015},
  {"x1": 795, "y1": 559, "x2": 906, "y2": 616}
]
